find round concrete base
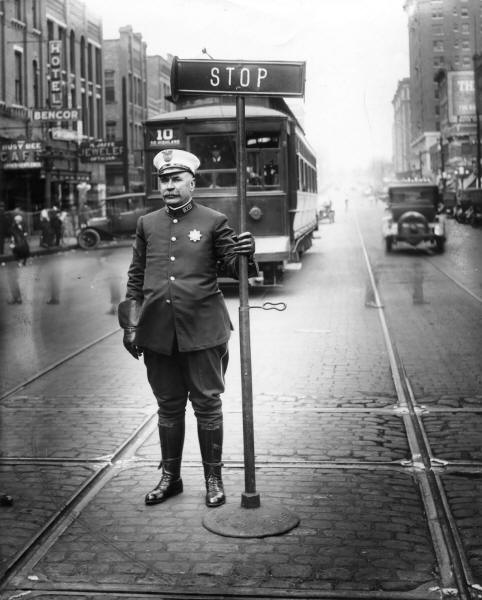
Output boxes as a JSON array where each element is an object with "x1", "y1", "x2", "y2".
[{"x1": 202, "y1": 502, "x2": 300, "y2": 538}]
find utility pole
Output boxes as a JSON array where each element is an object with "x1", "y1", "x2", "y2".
[
  {"x1": 473, "y1": 53, "x2": 482, "y2": 188},
  {"x1": 122, "y1": 76, "x2": 129, "y2": 192}
]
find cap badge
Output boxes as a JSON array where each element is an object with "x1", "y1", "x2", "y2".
[
  {"x1": 162, "y1": 149, "x2": 174, "y2": 163},
  {"x1": 188, "y1": 229, "x2": 202, "y2": 242}
]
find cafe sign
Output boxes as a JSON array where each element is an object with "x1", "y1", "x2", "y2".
[
  {"x1": 171, "y1": 57, "x2": 306, "y2": 98},
  {"x1": 0, "y1": 140, "x2": 42, "y2": 169}
]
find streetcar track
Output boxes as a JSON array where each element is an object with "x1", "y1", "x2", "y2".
[
  {"x1": 355, "y1": 210, "x2": 473, "y2": 600},
  {"x1": 0, "y1": 327, "x2": 122, "y2": 402},
  {"x1": 0, "y1": 411, "x2": 158, "y2": 588},
  {"x1": 425, "y1": 256, "x2": 482, "y2": 304},
  {"x1": 2, "y1": 219, "x2": 481, "y2": 598}
]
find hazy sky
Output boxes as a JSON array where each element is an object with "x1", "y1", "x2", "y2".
[{"x1": 85, "y1": 0, "x2": 409, "y2": 177}]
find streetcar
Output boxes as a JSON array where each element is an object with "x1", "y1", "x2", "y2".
[{"x1": 143, "y1": 98, "x2": 319, "y2": 284}]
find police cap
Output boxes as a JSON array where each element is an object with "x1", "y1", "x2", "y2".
[{"x1": 153, "y1": 149, "x2": 200, "y2": 176}]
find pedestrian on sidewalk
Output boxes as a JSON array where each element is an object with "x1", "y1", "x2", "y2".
[
  {"x1": 39, "y1": 209, "x2": 54, "y2": 248},
  {"x1": 0, "y1": 202, "x2": 10, "y2": 255},
  {"x1": 118, "y1": 148, "x2": 257, "y2": 508},
  {"x1": 9, "y1": 214, "x2": 30, "y2": 266},
  {"x1": 50, "y1": 206, "x2": 63, "y2": 246}
]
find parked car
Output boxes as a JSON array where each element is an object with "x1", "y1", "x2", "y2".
[
  {"x1": 382, "y1": 182, "x2": 446, "y2": 253},
  {"x1": 455, "y1": 188, "x2": 482, "y2": 226},
  {"x1": 77, "y1": 193, "x2": 157, "y2": 249}
]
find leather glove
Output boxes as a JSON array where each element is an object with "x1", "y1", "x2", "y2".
[
  {"x1": 233, "y1": 231, "x2": 255, "y2": 256},
  {"x1": 123, "y1": 327, "x2": 142, "y2": 360}
]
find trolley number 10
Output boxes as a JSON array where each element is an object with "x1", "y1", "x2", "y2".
[{"x1": 209, "y1": 66, "x2": 268, "y2": 90}]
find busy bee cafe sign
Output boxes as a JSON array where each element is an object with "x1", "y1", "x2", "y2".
[{"x1": 171, "y1": 56, "x2": 305, "y2": 538}]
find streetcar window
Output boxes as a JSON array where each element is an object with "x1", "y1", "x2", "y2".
[
  {"x1": 246, "y1": 135, "x2": 279, "y2": 148},
  {"x1": 190, "y1": 134, "x2": 237, "y2": 188},
  {"x1": 187, "y1": 133, "x2": 281, "y2": 190}
]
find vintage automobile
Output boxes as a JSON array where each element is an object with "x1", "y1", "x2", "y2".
[
  {"x1": 318, "y1": 199, "x2": 335, "y2": 223},
  {"x1": 382, "y1": 182, "x2": 446, "y2": 253},
  {"x1": 77, "y1": 193, "x2": 156, "y2": 249},
  {"x1": 455, "y1": 188, "x2": 482, "y2": 226}
]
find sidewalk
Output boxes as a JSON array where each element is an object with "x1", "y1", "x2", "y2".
[
  {"x1": 0, "y1": 233, "x2": 79, "y2": 263},
  {"x1": 0, "y1": 233, "x2": 134, "y2": 263}
]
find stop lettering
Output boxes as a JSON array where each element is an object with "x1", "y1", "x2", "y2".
[{"x1": 209, "y1": 66, "x2": 268, "y2": 90}]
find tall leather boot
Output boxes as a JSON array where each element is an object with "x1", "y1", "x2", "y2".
[
  {"x1": 198, "y1": 424, "x2": 225, "y2": 508},
  {"x1": 145, "y1": 421, "x2": 184, "y2": 506}
]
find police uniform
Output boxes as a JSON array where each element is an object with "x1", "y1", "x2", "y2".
[{"x1": 119, "y1": 149, "x2": 257, "y2": 508}]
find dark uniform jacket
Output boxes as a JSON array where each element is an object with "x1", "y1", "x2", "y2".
[{"x1": 125, "y1": 201, "x2": 256, "y2": 355}]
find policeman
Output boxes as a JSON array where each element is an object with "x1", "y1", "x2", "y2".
[{"x1": 118, "y1": 149, "x2": 257, "y2": 508}]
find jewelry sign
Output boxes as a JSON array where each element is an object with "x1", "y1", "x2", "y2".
[{"x1": 171, "y1": 57, "x2": 305, "y2": 98}]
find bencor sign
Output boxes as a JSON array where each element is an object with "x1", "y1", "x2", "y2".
[{"x1": 171, "y1": 57, "x2": 305, "y2": 98}]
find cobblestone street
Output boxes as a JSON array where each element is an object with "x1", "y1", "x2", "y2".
[{"x1": 1, "y1": 201, "x2": 482, "y2": 599}]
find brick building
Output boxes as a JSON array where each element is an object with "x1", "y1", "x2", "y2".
[
  {"x1": 147, "y1": 53, "x2": 174, "y2": 119},
  {"x1": 392, "y1": 78, "x2": 414, "y2": 176},
  {"x1": 103, "y1": 25, "x2": 148, "y2": 194},
  {"x1": 404, "y1": 0, "x2": 482, "y2": 182},
  {"x1": 0, "y1": 0, "x2": 105, "y2": 215}
]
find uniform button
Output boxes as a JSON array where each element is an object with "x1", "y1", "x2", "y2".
[
  {"x1": 171, "y1": 236, "x2": 177, "y2": 241},
  {"x1": 166, "y1": 299, "x2": 171, "y2": 304},
  {"x1": 170, "y1": 256, "x2": 175, "y2": 261},
  {"x1": 172, "y1": 218, "x2": 178, "y2": 224},
  {"x1": 170, "y1": 276, "x2": 175, "y2": 281}
]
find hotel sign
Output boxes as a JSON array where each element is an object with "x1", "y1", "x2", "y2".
[
  {"x1": 171, "y1": 57, "x2": 306, "y2": 98},
  {"x1": 49, "y1": 40, "x2": 63, "y2": 106}
]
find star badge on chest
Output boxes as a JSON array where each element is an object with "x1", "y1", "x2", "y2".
[{"x1": 188, "y1": 229, "x2": 202, "y2": 242}]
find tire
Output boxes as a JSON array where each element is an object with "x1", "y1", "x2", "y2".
[
  {"x1": 385, "y1": 237, "x2": 393, "y2": 253},
  {"x1": 78, "y1": 228, "x2": 101, "y2": 250}
]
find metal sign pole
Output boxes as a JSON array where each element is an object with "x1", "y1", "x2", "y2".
[
  {"x1": 172, "y1": 56, "x2": 305, "y2": 538},
  {"x1": 236, "y1": 95, "x2": 260, "y2": 508},
  {"x1": 202, "y1": 95, "x2": 299, "y2": 538}
]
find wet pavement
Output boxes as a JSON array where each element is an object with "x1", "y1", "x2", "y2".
[{"x1": 1, "y1": 200, "x2": 482, "y2": 599}]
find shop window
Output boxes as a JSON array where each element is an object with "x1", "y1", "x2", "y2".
[
  {"x1": 87, "y1": 43, "x2": 93, "y2": 81},
  {"x1": 70, "y1": 30, "x2": 76, "y2": 73},
  {"x1": 105, "y1": 70, "x2": 115, "y2": 103},
  {"x1": 14, "y1": 51, "x2": 23, "y2": 104},
  {"x1": 32, "y1": 59, "x2": 39, "y2": 106},
  {"x1": 106, "y1": 121, "x2": 116, "y2": 141},
  {"x1": 95, "y1": 47, "x2": 102, "y2": 85},
  {"x1": 32, "y1": 0, "x2": 39, "y2": 28},
  {"x1": 14, "y1": 0, "x2": 21, "y2": 20},
  {"x1": 80, "y1": 36, "x2": 86, "y2": 78}
]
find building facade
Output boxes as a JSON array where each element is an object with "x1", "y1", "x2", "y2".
[
  {"x1": 0, "y1": 0, "x2": 105, "y2": 216},
  {"x1": 147, "y1": 53, "x2": 174, "y2": 119},
  {"x1": 404, "y1": 0, "x2": 482, "y2": 182},
  {"x1": 103, "y1": 25, "x2": 148, "y2": 194},
  {"x1": 392, "y1": 78, "x2": 413, "y2": 176}
]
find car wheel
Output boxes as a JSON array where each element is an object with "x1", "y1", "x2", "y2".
[{"x1": 78, "y1": 228, "x2": 101, "y2": 250}]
